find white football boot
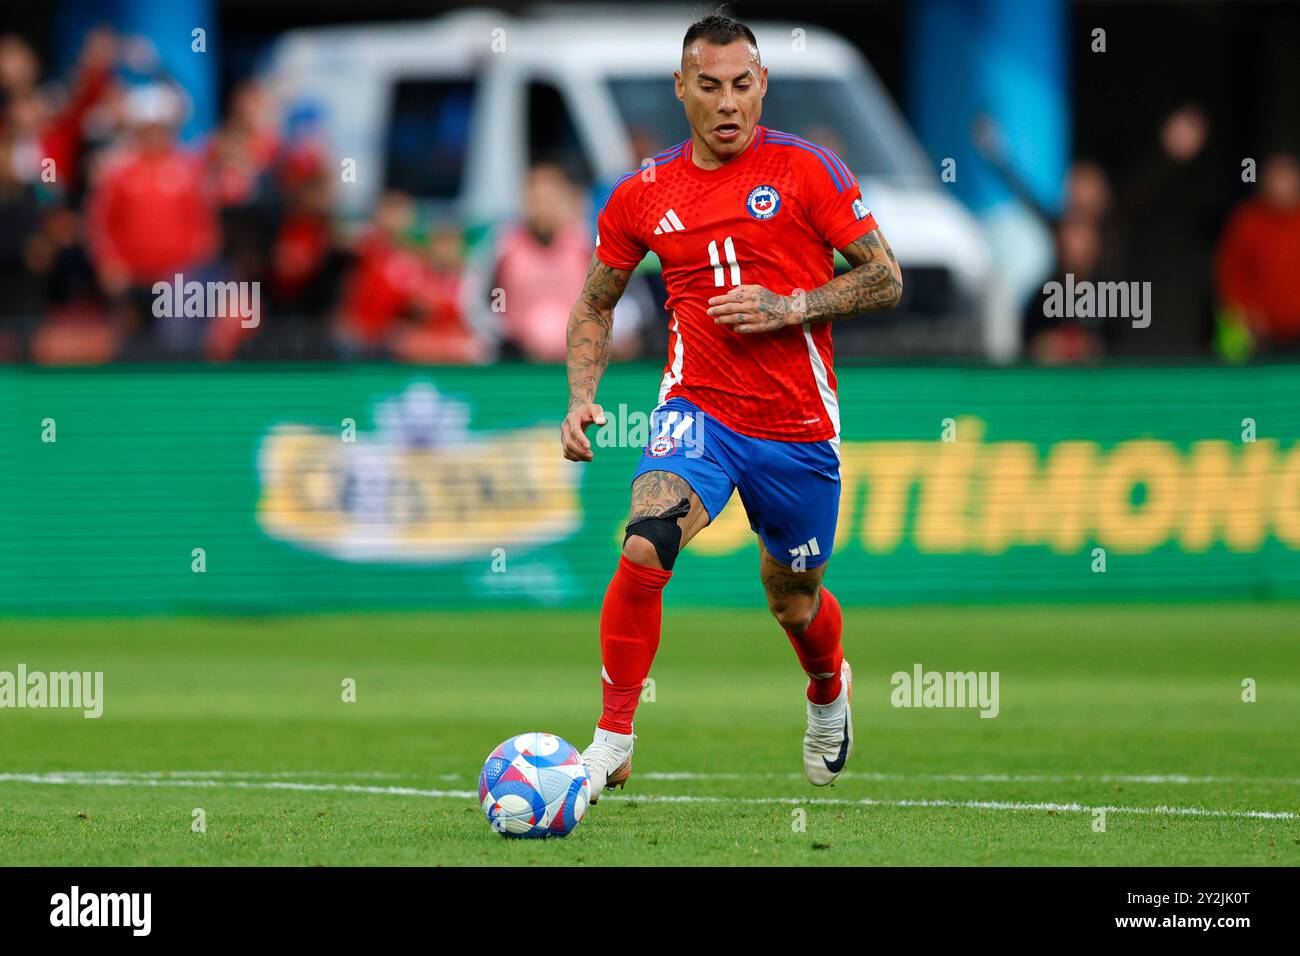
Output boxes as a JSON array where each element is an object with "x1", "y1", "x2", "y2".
[
  {"x1": 581, "y1": 728, "x2": 634, "y2": 803},
  {"x1": 803, "y1": 660, "x2": 853, "y2": 786}
]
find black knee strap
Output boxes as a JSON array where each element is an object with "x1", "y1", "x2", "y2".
[{"x1": 624, "y1": 497, "x2": 691, "y2": 571}]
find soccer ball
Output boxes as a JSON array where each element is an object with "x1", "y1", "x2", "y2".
[{"x1": 479, "y1": 732, "x2": 591, "y2": 838}]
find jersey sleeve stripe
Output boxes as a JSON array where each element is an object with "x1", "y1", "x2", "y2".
[
  {"x1": 765, "y1": 137, "x2": 845, "y2": 191},
  {"x1": 765, "y1": 131, "x2": 855, "y2": 187},
  {"x1": 820, "y1": 146, "x2": 855, "y2": 187},
  {"x1": 764, "y1": 131, "x2": 856, "y2": 191},
  {"x1": 653, "y1": 140, "x2": 689, "y2": 160},
  {"x1": 772, "y1": 132, "x2": 856, "y2": 187},
  {"x1": 600, "y1": 141, "x2": 688, "y2": 214}
]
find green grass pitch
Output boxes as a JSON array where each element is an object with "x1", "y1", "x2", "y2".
[{"x1": 1, "y1": 603, "x2": 1298, "y2": 865}]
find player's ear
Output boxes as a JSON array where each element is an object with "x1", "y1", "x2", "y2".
[
  {"x1": 759, "y1": 65, "x2": 768, "y2": 98},
  {"x1": 673, "y1": 70, "x2": 685, "y2": 103}
]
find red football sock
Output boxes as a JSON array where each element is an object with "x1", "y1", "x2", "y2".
[
  {"x1": 784, "y1": 586, "x2": 844, "y2": 704},
  {"x1": 597, "y1": 555, "x2": 673, "y2": 734}
]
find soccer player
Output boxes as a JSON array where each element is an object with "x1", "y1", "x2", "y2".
[{"x1": 561, "y1": 14, "x2": 902, "y2": 799}]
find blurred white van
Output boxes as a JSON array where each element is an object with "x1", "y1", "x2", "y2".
[{"x1": 266, "y1": 6, "x2": 998, "y2": 357}]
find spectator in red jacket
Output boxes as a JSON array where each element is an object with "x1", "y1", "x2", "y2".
[
  {"x1": 86, "y1": 84, "x2": 220, "y2": 355},
  {"x1": 207, "y1": 80, "x2": 280, "y2": 210},
  {"x1": 42, "y1": 29, "x2": 116, "y2": 204},
  {"x1": 336, "y1": 191, "x2": 426, "y2": 355},
  {"x1": 1215, "y1": 152, "x2": 1300, "y2": 355},
  {"x1": 88, "y1": 85, "x2": 219, "y2": 290},
  {"x1": 390, "y1": 223, "x2": 487, "y2": 364}
]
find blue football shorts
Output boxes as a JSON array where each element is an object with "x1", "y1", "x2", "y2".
[{"x1": 631, "y1": 396, "x2": 840, "y2": 569}]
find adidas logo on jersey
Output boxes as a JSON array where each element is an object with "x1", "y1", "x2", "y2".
[{"x1": 652, "y1": 209, "x2": 687, "y2": 235}]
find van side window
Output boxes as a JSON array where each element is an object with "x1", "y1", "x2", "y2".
[
  {"x1": 384, "y1": 78, "x2": 476, "y2": 200},
  {"x1": 527, "y1": 80, "x2": 593, "y2": 184}
]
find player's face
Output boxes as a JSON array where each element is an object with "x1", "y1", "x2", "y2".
[{"x1": 675, "y1": 41, "x2": 767, "y2": 163}]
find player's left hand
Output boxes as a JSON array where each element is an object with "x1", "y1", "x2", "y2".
[{"x1": 707, "y1": 285, "x2": 800, "y2": 334}]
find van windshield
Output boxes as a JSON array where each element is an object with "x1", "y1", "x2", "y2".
[
  {"x1": 609, "y1": 76, "x2": 932, "y2": 184},
  {"x1": 384, "y1": 78, "x2": 475, "y2": 200}
]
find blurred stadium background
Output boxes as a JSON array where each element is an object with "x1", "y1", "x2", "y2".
[
  {"x1": 5, "y1": 1, "x2": 1300, "y2": 873},
  {"x1": 3, "y1": 0, "x2": 1300, "y2": 613}
]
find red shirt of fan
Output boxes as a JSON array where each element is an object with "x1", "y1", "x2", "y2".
[
  {"x1": 596, "y1": 126, "x2": 878, "y2": 443},
  {"x1": 88, "y1": 146, "x2": 219, "y2": 285}
]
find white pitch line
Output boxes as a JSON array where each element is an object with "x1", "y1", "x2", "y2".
[
  {"x1": 8, "y1": 768, "x2": 1299, "y2": 787},
  {"x1": 0, "y1": 773, "x2": 476, "y2": 800},
  {"x1": 636, "y1": 770, "x2": 1300, "y2": 786},
  {"x1": 9, "y1": 769, "x2": 459, "y2": 782},
  {"x1": 96, "y1": 769, "x2": 1297, "y2": 787},
  {"x1": 0, "y1": 772, "x2": 1292, "y2": 821},
  {"x1": 601, "y1": 793, "x2": 1298, "y2": 820}
]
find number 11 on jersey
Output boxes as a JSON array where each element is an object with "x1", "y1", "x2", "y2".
[{"x1": 708, "y1": 237, "x2": 741, "y2": 287}]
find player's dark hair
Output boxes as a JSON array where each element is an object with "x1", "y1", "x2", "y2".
[{"x1": 682, "y1": 12, "x2": 758, "y2": 52}]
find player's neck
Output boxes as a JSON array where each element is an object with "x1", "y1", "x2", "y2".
[{"x1": 689, "y1": 126, "x2": 759, "y2": 171}]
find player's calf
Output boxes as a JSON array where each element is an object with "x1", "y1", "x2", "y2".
[
  {"x1": 591, "y1": 472, "x2": 710, "y2": 791},
  {"x1": 761, "y1": 543, "x2": 841, "y2": 697},
  {"x1": 768, "y1": 589, "x2": 821, "y2": 636}
]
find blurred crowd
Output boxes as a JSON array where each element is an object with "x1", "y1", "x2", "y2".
[
  {"x1": 2, "y1": 31, "x2": 1298, "y2": 365},
  {"x1": 0, "y1": 30, "x2": 650, "y2": 365},
  {"x1": 1025, "y1": 105, "x2": 1300, "y2": 363}
]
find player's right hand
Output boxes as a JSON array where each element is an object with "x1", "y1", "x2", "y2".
[{"x1": 561, "y1": 402, "x2": 606, "y2": 462}]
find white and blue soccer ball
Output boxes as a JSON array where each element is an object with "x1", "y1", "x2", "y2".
[{"x1": 479, "y1": 733, "x2": 591, "y2": 838}]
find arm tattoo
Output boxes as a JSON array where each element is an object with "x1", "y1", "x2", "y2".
[
  {"x1": 567, "y1": 255, "x2": 632, "y2": 411},
  {"x1": 750, "y1": 286, "x2": 798, "y2": 330},
  {"x1": 801, "y1": 230, "x2": 903, "y2": 324}
]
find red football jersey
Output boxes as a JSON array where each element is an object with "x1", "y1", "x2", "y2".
[{"x1": 596, "y1": 126, "x2": 878, "y2": 443}]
